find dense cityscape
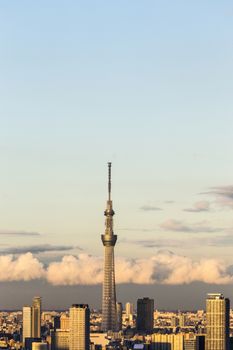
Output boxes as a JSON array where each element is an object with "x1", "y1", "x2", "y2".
[
  {"x1": 0, "y1": 165, "x2": 231, "y2": 350},
  {"x1": 0, "y1": 294, "x2": 232, "y2": 350}
]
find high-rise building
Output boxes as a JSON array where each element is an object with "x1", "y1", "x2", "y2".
[
  {"x1": 116, "y1": 302, "x2": 123, "y2": 331},
  {"x1": 32, "y1": 297, "x2": 41, "y2": 338},
  {"x1": 69, "y1": 304, "x2": 90, "y2": 350},
  {"x1": 23, "y1": 306, "x2": 32, "y2": 345},
  {"x1": 124, "y1": 302, "x2": 134, "y2": 327},
  {"x1": 101, "y1": 163, "x2": 117, "y2": 332},
  {"x1": 125, "y1": 302, "x2": 134, "y2": 317},
  {"x1": 136, "y1": 297, "x2": 154, "y2": 333},
  {"x1": 206, "y1": 293, "x2": 230, "y2": 350}
]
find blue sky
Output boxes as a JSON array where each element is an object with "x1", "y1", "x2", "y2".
[{"x1": 0, "y1": 0, "x2": 233, "y2": 308}]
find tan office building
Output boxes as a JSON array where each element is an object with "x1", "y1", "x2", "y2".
[
  {"x1": 125, "y1": 302, "x2": 134, "y2": 316},
  {"x1": 60, "y1": 314, "x2": 70, "y2": 330},
  {"x1": 206, "y1": 293, "x2": 230, "y2": 350},
  {"x1": 69, "y1": 304, "x2": 90, "y2": 350},
  {"x1": 32, "y1": 297, "x2": 41, "y2": 338},
  {"x1": 23, "y1": 306, "x2": 32, "y2": 345}
]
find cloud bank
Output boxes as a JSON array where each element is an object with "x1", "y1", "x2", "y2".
[
  {"x1": 0, "y1": 253, "x2": 45, "y2": 281},
  {"x1": 0, "y1": 251, "x2": 233, "y2": 286}
]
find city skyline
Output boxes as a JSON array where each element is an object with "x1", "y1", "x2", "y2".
[
  {"x1": 0, "y1": 0, "x2": 233, "y2": 309},
  {"x1": 5, "y1": 293, "x2": 233, "y2": 350}
]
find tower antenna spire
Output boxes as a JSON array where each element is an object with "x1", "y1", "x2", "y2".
[{"x1": 108, "y1": 162, "x2": 111, "y2": 201}]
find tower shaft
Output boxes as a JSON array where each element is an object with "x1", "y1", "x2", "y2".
[{"x1": 101, "y1": 163, "x2": 117, "y2": 332}]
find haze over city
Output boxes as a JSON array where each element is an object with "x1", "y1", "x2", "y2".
[{"x1": 1, "y1": 0, "x2": 233, "y2": 310}]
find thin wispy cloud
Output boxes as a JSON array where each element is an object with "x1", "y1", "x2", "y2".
[
  {"x1": 119, "y1": 218, "x2": 221, "y2": 235},
  {"x1": 184, "y1": 200, "x2": 210, "y2": 213},
  {"x1": 160, "y1": 219, "x2": 222, "y2": 233},
  {"x1": 118, "y1": 228, "x2": 154, "y2": 233},
  {"x1": 0, "y1": 244, "x2": 78, "y2": 255},
  {"x1": 140, "y1": 205, "x2": 162, "y2": 211},
  {"x1": 123, "y1": 234, "x2": 233, "y2": 249},
  {"x1": 0, "y1": 230, "x2": 41, "y2": 236},
  {"x1": 126, "y1": 238, "x2": 185, "y2": 249},
  {"x1": 203, "y1": 186, "x2": 233, "y2": 208},
  {"x1": 205, "y1": 234, "x2": 233, "y2": 247}
]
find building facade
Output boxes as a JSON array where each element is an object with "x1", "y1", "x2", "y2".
[
  {"x1": 125, "y1": 303, "x2": 134, "y2": 317},
  {"x1": 23, "y1": 306, "x2": 32, "y2": 345},
  {"x1": 60, "y1": 314, "x2": 70, "y2": 330},
  {"x1": 51, "y1": 330, "x2": 69, "y2": 350},
  {"x1": 151, "y1": 334, "x2": 184, "y2": 350},
  {"x1": 32, "y1": 297, "x2": 41, "y2": 338},
  {"x1": 69, "y1": 304, "x2": 90, "y2": 350},
  {"x1": 137, "y1": 298, "x2": 154, "y2": 333},
  {"x1": 205, "y1": 293, "x2": 230, "y2": 350},
  {"x1": 116, "y1": 302, "x2": 123, "y2": 331}
]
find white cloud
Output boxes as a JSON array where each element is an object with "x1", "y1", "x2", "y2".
[
  {"x1": 154, "y1": 252, "x2": 231, "y2": 285},
  {"x1": 0, "y1": 253, "x2": 45, "y2": 281},
  {"x1": 0, "y1": 251, "x2": 232, "y2": 286},
  {"x1": 46, "y1": 254, "x2": 103, "y2": 286}
]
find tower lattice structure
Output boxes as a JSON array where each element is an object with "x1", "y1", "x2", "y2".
[{"x1": 101, "y1": 162, "x2": 117, "y2": 332}]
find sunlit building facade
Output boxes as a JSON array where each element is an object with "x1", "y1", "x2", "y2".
[
  {"x1": 206, "y1": 293, "x2": 230, "y2": 350},
  {"x1": 70, "y1": 304, "x2": 90, "y2": 350},
  {"x1": 32, "y1": 297, "x2": 41, "y2": 338},
  {"x1": 23, "y1": 306, "x2": 32, "y2": 345}
]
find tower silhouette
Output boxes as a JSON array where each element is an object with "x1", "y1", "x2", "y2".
[{"x1": 101, "y1": 162, "x2": 117, "y2": 332}]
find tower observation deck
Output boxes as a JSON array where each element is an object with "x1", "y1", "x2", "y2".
[{"x1": 101, "y1": 162, "x2": 117, "y2": 332}]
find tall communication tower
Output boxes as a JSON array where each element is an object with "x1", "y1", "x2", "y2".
[{"x1": 101, "y1": 162, "x2": 117, "y2": 332}]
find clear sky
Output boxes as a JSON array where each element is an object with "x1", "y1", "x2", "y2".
[{"x1": 0, "y1": 0, "x2": 233, "y2": 309}]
